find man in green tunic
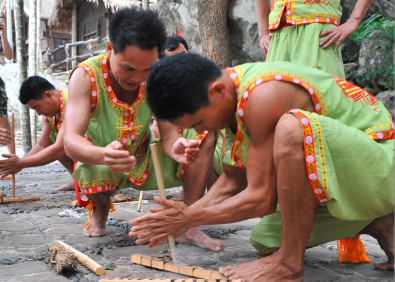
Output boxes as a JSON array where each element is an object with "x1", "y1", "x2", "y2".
[
  {"x1": 0, "y1": 76, "x2": 74, "y2": 191},
  {"x1": 64, "y1": 7, "x2": 222, "y2": 252},
  {"x1": 129, "y1": 53, "x2": 394, "y2": 281}
]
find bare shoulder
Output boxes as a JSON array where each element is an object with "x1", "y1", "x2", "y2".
[{"x1": 68, "y1": 67, "x2": 91, "y2": 98}]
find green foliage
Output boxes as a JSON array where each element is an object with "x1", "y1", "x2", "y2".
[{"x1": 345, "y1": 14, "x2": 394, "y2": 91}]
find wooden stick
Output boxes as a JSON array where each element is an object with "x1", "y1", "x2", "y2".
[
  {"x1": 54, "y1": 240, "x2": 105, "y2": 275},
  {"x1": 131, "y1": 254, "x2": 230, "y2": 280},
  {"x1": 0, "y1": 195, "x2": 40, "y2": 203},
  {"x1": 1, "y1": 175, "x2": 12, "y2": 180},
  {"x1": 11, "y1": 113, "x2": 15, "y2": 198},
  {"x1": 137, "y1": 190, "x2": 144, "y2": 212},
  {"x1": 150, "y1": 143, "x2": 177, "y2": 263},
  {"x1": 99, "y1": 279, "x2": 243, "y2": 282}
]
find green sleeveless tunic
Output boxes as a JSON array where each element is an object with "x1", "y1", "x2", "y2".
[
  {"x1": 225, "y1": 62, "x2": 394, "y2": 253},
  {"x1": 72, "y1": 54, "x2": 184, "y2": 193},
  {"x1": 48, "y1": 89, "x2": 67, "y2": 144},
  {"x1": 268, "y1": 0, "x2": 342, "y2": 31}
]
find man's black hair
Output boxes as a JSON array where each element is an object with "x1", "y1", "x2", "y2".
[
  {"x1": 146, "y1": 53, "x2": 222, "y2": 121},
  {"x1": 19, "y1": 76, "x2": 55, "y2": 105},
  {"x1": 158, "y1": 35, "x2": 189, "y2": 59},
  {"x1": 108, "y1": 6, "x2": 167, "y2": 54}
]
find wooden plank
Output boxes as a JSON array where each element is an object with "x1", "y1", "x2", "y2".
[
  {"x1": 131, "y1": 254, "x2": 143, "y2": 264},
  {"x1": 193, "y1": 268, "x2": 213, "y2": 279},
  {"x1": 129, "y1": 254, "x2": 233, "y2": 280},
  {"x1": 151, "y1": 258, "x2": 165, "y2": 270},
  {"x1": 99, "y1": 279, "x2": 243, "y2": 282},
  {"x1": 0, "y1": 195, "x2": 40, "y2": 204}
]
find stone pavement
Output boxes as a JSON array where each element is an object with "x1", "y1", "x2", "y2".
[{"x1": 0, "y1": 160, "x2": 393, "y2": 282}]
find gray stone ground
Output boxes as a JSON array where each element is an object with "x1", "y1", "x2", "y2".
[{"x1": 0, "y1": 152, "x2": 393, "y2": 282}]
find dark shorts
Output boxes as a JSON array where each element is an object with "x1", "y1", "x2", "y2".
[{"x1": 0, "y1": 82, "x2": 7, "y2": 118}]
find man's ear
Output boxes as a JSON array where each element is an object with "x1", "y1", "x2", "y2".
[
  {"x1": 43, "y1": 90, "x2": 53, "y2": 99},
  {"x1": 208, "y1": 80, "x2": 226, "y2": 100},
  {"x1": 106, "y1": 41, "x2": 113, "y2": 57}
]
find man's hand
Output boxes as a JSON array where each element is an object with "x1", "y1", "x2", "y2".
[
  {"x1": 259, "y1": 33, "x2": 272, "y2": 54},
  {"x1": 0, "y1": 23, "x2": 6, "y2": 36},
  {"x1": 319, "y1": 19, "x2": 360, "y2": 50},
  {"x1": 103, "y1": 141, "x2": 136, "y2": 173},
  {"x1": 129, "y1": 195, "x2": 191, "y2": 248},
  {"x1": 0, "y1": 154, "x2": 22, "y2": 177},
  {"x1": 0, "y1": 128, "x2": 11, "y2": 146},
  {"x1": 172, "y1": 137, "x2": 200, "y2": 164}
]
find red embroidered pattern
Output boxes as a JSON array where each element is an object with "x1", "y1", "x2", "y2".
[
  {"x1": 225, "y1": 67, "x2": 241, "y2": 91},
  {"x1": 304, "y1": 0, "x2": 330, "y2": 5},
  {"x1": 289, "y1": 109, "x2": 330, "y2": 203},
  {"x1": 47, "y1": 89, "x2": 66, "y2": 138},
  {"x1": 79, "y1": 62, "x2": 99, "y2": 116},
  {"x1": 333, "y1": 75, "x2": 394, "y2": 141},
  {"x1": 81, "y1": 184, "x2": 118, "y2": 194}
]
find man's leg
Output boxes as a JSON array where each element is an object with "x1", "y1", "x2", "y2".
[
  {"x1": 220, "y1": 114, "x2": 316, "y2": 281},
  {"x1": 177, "y1": 131, "x2": 223, "y2": 252},
  {"x1": 360, "y1": 212, "x2": 394, "y2": 270},
  {"x1": 0, "y1": 117, "x2": 12, "y2": 153},
  {"x1": 56, "y1": 156, "x2": 75, "y2": 191},
  {"x1": 83, "y1": 191, "x2": 112, "y2": 237}
]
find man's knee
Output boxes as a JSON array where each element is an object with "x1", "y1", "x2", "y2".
[{"x1": 273, "y1": 114, "x2": 304, "y2": 163}]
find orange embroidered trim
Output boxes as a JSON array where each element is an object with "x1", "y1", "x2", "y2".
[
  {"x1": 225, "y1": 67, "x2": 241, "y2": 91},
  {"x1": 178, "y1": 131, "x2": 209, "y2": 181},
  {"x1": 289, "y1": 109, "x2": 330, "y2": 203},
  {"x1": 232, "y1": 73, "x2": 326, "y2": 168},
  {"x1": 47, "y1": 89, "x2": 66, "y2": 139},
  {"x1": 79, "y1": 62, "x2": 100, "y2": 116},
  {"x1": 81, "y1": 184, "x2": 118, "y2": 194}
]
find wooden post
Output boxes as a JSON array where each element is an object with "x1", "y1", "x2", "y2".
[
  {"x1": 11, "y1": 113, "x2": 15, "y2": 198},
  {"x1": 150, "y1": 143, "x2": 177, "y2": 263},
  {"x1": 137, "y1": 191, "x2": 144, "y2": 212},
  {"x1": 54, "y1": 240, "x2": 105, "y2": 275}
]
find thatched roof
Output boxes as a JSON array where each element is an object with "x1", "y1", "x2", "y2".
[{"x1": 48, "y1": 0, "x2": 156, "y2": 26}]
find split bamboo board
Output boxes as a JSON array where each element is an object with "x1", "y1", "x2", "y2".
[
  {"x1": 99, "y1": 279, "x2": 243, "y2": 282},
  {"x1": 131, "y1": 254, "x2": 239, "y2": 281}
]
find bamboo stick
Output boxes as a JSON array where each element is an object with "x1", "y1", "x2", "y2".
[
  {"x1": 11, "y1": 113, "x2": 15, "y2": 198},
  {"x1": 1, "y1": 175, "x2": 12, "y2": 180},
  {"x1": 0, "y1": 195, "x2": 40, "y2": 203},
  {"x1": 150, "y1": 143, "x2": 177, "y2": 263},
  {"x1": 99, "y1": 279, "x2": 242, "y2": 282},
  {"x1": 54, "y1": 240, "x2": 105, "y2": 275},
  {"x1": 137, "y1": 191, "x2": 144, "y2": 212}
]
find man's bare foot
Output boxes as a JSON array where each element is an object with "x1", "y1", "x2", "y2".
[
  {"x1": 219, "y1": 252, "x2": 303, "y2": 282},
  {"x1": 56, "y1": 182, "x2": 75, "y2": 191},
  {"x1": 172, "y1": 189, "x2": 185, "y2": 202},
  {"x1": 83, "y1": 198, "x2": 110, "y2": 237},
  {"x1": 360, "y1": 212, "x2": 394, "y2": 270},
  {"x1": 176, "y1": 227, "x2": 223, "y2": 252}
]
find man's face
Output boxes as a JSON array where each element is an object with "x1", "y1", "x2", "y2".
[
  {"x1": 27, "y1": 94, "x2": 58, "y2": 118},
  {"x1": 164, "y1": 43, "x2": 187, "y2": 57},
  {"x1": 171, "y1": 101, "x2": 232, "y2": 135},
  {"x1": 108, "y1": 43, "x2": 158, "y2": 91}
]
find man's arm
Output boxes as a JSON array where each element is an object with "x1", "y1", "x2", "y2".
[
  {"x1": 130, "y1": 87, "x2": 284, "y2": 247},
  {"x1": 0, "y1": 116, "x2": 62, "y2": 176},
  {"x1": 319, "y1": 0, "x2": 375, "y2": 50},
  {"x1": 0, "y1": 23, "x2": 13, "y2": 60},
  {"x1": 255, "y1": 0, "x2": 271, "y2": 53},
  {"x1": 64, "y1": 67, "x2": 135, "y2": 173}
]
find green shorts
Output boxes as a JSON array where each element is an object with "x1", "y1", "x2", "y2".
[{"x1": 251, "y1": 110, "x2": 394, "y2": 254}]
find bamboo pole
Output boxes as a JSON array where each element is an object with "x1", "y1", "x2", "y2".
[
  {"x1": 150, "y1": 143, "x2": 177, "y2": 263},
  {"x1": 137, "y1": 191, "x2": 144, "y2": 212},
  {"x1": 54, "y1": 240, "x2": 105, "y2": 275},
  {"x1": 11, "y1": 113, "x2": 15, "y2": 198},
  {"x1": 99, "y1": 280, "x2": 243, "y2": 282},
  {"x1": 0, "y1": 195, "x2": 40, "y2": 203}
]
